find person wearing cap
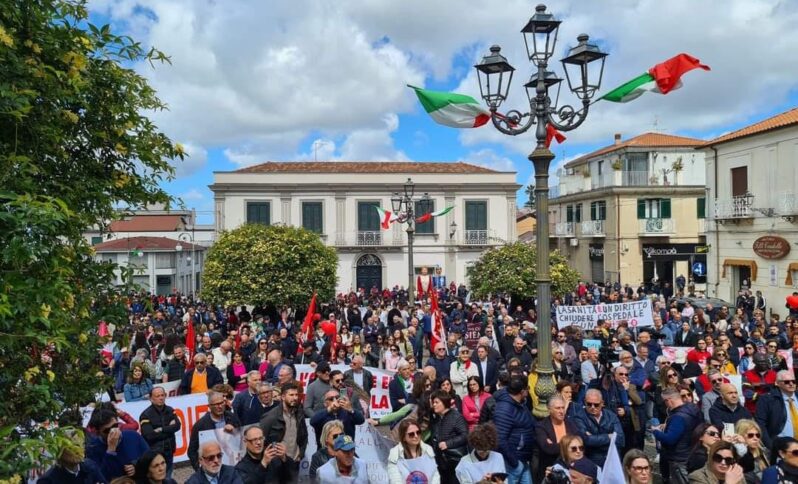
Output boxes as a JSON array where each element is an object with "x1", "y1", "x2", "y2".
[
  {"x1": 317, "y1": 434, "x2": 371, "y2": 483},
  {"x1": 304, "y1": 361, "x2": 333, "y2": 417},
  {"x1": 568, "y1": 457, "x2": 599, "y2": 484}
]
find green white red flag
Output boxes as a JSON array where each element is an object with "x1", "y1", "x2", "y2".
[
  {"x1": 409, "y1": 85, "x2": 490, "y2": 128},
  {"x1": 429, "y1": 289, "x2": 446, "y2": 352},
  {"x1": 415, "y1": 206, "x2": 454, "y2": 224},
  {"x1": 374, "y1": 206, "x2": 399, "y2": 229},
  {"x1": 600, "y1": 53, "x2": 710, "y2": 103}
]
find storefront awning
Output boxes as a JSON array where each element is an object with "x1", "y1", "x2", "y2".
[
  {"x1": 721, "y1": 259, "x2": 758, "y2": 281},
  {"x1": 786, "y1": 262, "x2": 798, "y2": 286}
]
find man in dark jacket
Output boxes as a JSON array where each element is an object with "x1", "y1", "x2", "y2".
[
  {"x1": 388, "y1": 361, "x2": 415, "y2": 410},
  {"x1": 344, "y1": 355, "x2": 374, "y2": 394},
  {"x1": 755, "y1": 370, "x2": 797, "y2": 449},
  {"x1": 424, "y1": 342, "x2": 451, "y2": 383},
  {"x1": 652, "y1": 387, "x2": 702, "y2": 483},
  {"x1": 709, "y1": 383, "x2": 751, "y2": 430},
  {"x1": 187, "y1": 390, "x2": 241, "y2": 471},
  {"x1": 232, "y1": 371, "x2": 267, "y2": 425},
  {"x1": 259, "y1": 382, "x2": 307, "y2": 483},
  {"x1": 86, "y1": 408, "x2": 149, "y2": 481},
  {"x1": 162, "y1": 345, "x2": 187, "y2": 383},
  {"x1": 574, "y1": 389, "x2": 625, "y2": 467},
  {"x1": 186, "y1": 441, "x2": 243, "y2": 484},
  {"x1": 139, "y1": 387, "x2": 181, "y2": 477},
  {"x1": 309, "y1": 390, "x2": 365, "y2": 446},
  {"x1": 180, "y1": 353, "x2": 224, "y2": 395},
  {"x1": 493, "y1": 375, "x2": 536, "y2": 483},
  {"x1": 234, "y1": 426, "x2": 278, "y2": 484}
]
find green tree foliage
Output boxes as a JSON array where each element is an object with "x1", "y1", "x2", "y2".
[
  {"x1": 0, "y1": 0, "x2": 180, "y2": 477},
  {"x1": 468, "y1": 242, "x2": 580, "y2": 300},
  {"x1": 202, "y1": 224, "x2": 338, "y2": 308},
  {"x1": 524, "y1": 184, "x2": 535, "y2": 208}
]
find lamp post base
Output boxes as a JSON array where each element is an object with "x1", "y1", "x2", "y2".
[{"x1": 532, "y1": 367, "x2": 557, "y2": 418}]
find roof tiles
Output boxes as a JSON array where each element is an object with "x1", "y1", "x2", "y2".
[
  {"x1": 700, "y1": 107, "x2": 798, "y2": 147},
  {"x1": 564, "y1": 132, "x2": 704, "y2": 168},
  {"x1": 233, "y1": 161, "x2": 503, "y2": 174}
]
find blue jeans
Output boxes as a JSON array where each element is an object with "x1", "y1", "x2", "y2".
[{"x1": 506, "y1": 459, "x2": 533, "y2": 484}]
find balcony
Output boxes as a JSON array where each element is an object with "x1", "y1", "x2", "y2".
[
  {"x1": 335, "y1": 231, "x2": 401, "y2": 248},
  {"x1": 462, "y1": 229, "x2": 489, "y2": 246},
  {"x1": 778, "y1": 192, "x2": 798, "y2": 220},
  {"x1": 639, "y1": 218, "x2": 675, "y2": 235},
  {"x1": 555, "y1": 222, "x2": 575, "y2": 237},
  {"x1": 580, "y1": 220, "x2": 605, "y2": 237},
  {"x1": 714, "y1": 195, "x2": 753, "y2": 221},
  {"x1": 622, "y1": 170, "x2": 652, "y2": 186}
]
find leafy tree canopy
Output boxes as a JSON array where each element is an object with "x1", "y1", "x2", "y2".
[
  {"x1": 202, "y1": 224, "x2": 338, "y2": 308},
  {"x1": 468, "y1": 242, "x2": 580, "y2": 300},
  {"x1": 0, "y1": 0, "x2": 179, "y2": 477}
]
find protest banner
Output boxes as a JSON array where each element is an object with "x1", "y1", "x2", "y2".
[
  {"x1": 582, "y1": 339, "x2": 602, "y2": 352},
  {"x1": 198, "y1": 428, "x2": 244, "y2": 466},
  {"x1": 295, "y1": 364, "x2": 396, "y2": 419},
  {"x1": 556, "y1": 300, "x2": 654, "y2": 330}
]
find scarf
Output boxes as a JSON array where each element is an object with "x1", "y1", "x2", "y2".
[
  {"x1": 457, "y1": 359, "x2": 472, "y2": 371},
  {"x1": 780, "y1": 461, "x2": 798, "y2": 483}
]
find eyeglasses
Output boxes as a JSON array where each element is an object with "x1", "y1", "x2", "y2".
[
  {"x1": 246, "y1": 436, "x2": 265, "y2": 443},
  {"x1": 667, "y1": 373, "x2": 678, "y2": 378},
  {"x1": 554, "y1": 351, "x2": 563, "y2": 354},
  {"x1": 616, "y1": 372, "x2": 628, "y2": 376},
  {"x1": 711, "y1": 379, "x2": 723, "y2": 385},
  {"x1": 202, "y1": 453, "x2": 223, "y2": 461},
  {"x1": 585, "y1": 402, "x2": 601, "y2": 408},
  {"x1": 747, "y1": 432, "x2": 761, "y2": 438},
  {"x1": 712, "y1": 454, "x2": 735, "y2": 465},
  {"x1": 406, "y1": 430, "x2": 420, "y2": 438},
  {"x1": 681, "y1": 393, "x2": 692, "y2": 399},
  {"x1": 705, "y1": 430, "x2": 720, "y2": 437},
  {"x1": 569, "y1": 445, "x2": 584, "y2": 452},
  {"x1": 333, "y1": 379, "x2": 344, "y2": 384},
  {"x1": 631, "y1": 465, "x2": 651, "y2": 472},
  {"x1": 781, "y1": 380, "x2": 797, "y2": 385}
]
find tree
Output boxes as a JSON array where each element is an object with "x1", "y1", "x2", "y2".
[
  {"x1": 468, "y1": 242, "x2": 580, "y2": 301},
  {"x1": 0, "y1": 0, "x2": 179, "y2": 477},
  {"x1": 202, "y1": 224, "x2": 338, "y2": 308},
  {"x1": 524, "y1": 184, "x2": 535, "y2": 208}
]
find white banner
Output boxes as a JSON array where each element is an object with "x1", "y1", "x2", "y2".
[
  {"x1": 556, "y1": 300, "x2": 654, "y2": 330},
  {"x1": 294, "y1": 364, "x2": 397, "y2": 419}
]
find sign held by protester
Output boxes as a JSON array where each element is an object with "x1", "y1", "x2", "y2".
[{"x1": 556, "y1": 300, "x2": 654, "y2": 330}]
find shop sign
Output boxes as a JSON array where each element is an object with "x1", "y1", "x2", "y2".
[
  {"x1": 642, "y1": 243, "x2": 705, "y2": 260},
  {"x1": 588, "y1": 244, "x2": 604, "y2": 259},
  {"x1": 752, "y1": 235, "x2": 791, "y2": 260}
]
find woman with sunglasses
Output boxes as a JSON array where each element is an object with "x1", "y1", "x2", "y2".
[
  {"x1": 765, "y1": 339, "x2": 788, "y2": 371},
  {"x1": 450, "y1": 347, "x2": 478, "y2": 398},
  {"x1": 655, "y1": 366, "x2": 682, "y2": 422},
  {"x1": 309, "y1": 419, "x2": 345, "y2": 479},
  {"x1": 383, "y1": 344, "x2": 403, "y2": 371},
  {"x1": 738, "y1": 343, "x2": 758, "y2": 374},
  {"x1": 544, "y1": 434, "x2": 585, "y2": 478},
  {"x1": 687, "y1": 423, "x2": 722, "y2": 472},
  {"x1": 734, "y1": 419, "x2": 770, "y2": 482},
  {"x1": 387, "y1": 419, "x2": 440, "y2": 484},
  {"x1": 455, "y1": 423, "x2": 505, "y2": 484},
  {"x1": 689, "y1": 440, "x2": 744, "y2": 484},
  {"x1": 623, "y1": 449, "x2": 652, "y2": 484},
  {"x1": 761, "y1": 436, "x2": 798, "y2": 483}
]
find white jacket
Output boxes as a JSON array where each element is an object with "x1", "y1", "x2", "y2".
[
  {"x1": 386, "y1": 442, "x2": 440, "y2": 484},
  {"x1": 449, "y1": 360, "x2": 479, "y2": 397}
]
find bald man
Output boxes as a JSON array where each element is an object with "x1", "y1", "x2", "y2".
[{"x1": 709, "y1": 383, "x2": 751, "y2": 429}]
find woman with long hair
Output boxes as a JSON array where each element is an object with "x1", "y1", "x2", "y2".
[
  {"x1": 461, "y1": 376, "x2": 490, "y2": 431},
  {"x1": 734, "y1": 418, "x2": 770, "y2": 482},
  {"x1": 761, "y1": 436, "x2": 798, "y2": 483},
  {"x1": 623, "y1": 449, "x2": 653, "y2": 484},
  {"x1": 387, "y1": 419, "x2": 439, "y2": 484},
  {"x1": 455, "y1": 423, "x2": 506, "y2": 484},
  {"x1": 556, "y1": 381, "x2": 580, "y2": 419},
  {"x1": 439, "y1": 377, "x2": 462, "y2": 413},
  {"x1": 687, "y1": 423, "x2": 722, "y2": 472},
  {"x1": 352, "y1": 334, "x2": 363, "y2": 356},
  {"x1": 250, "y1": 338, "x2": 270, "y2": 369},
  {"x1": 226, "y1": 350, "x2": 249, "y2": 392},
  {"x1": 430, "y1": 390, "x2": 469, "y2": 484},
  {"x1": 688, "y1": 440, "x2": 745, "y2": 484},
  {"x1": 655, "y1": 366, "x2": 682, "y2": 421},
  {"x1": 383, "y1": 344, "x2": 403, "y2": 371},
  {"x1": 133, "y1": 450, "x2": 177, "y2": 484},
  {"x1": 394, "y1": 329, "x2": 412, "y2": 358},
  {"x1": 123, "y1": 363, "x2": 153, "y2": 402},
  {"x1": 738, "y1": 342, "x2": 758, "y2": 374}
]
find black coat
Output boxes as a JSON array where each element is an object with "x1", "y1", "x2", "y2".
[
  {"x1": 708, "y1": 399, "x2": 751, "y2": 431},
  {"x1": 188, "y1": 410, "x2": 241, "y2": 470},
  {"x1": 259, "y1": 404, "x2": 308, "y2": 460},
  {"x1": 389, "y1": 375, "x2": 413, "y2": 410},
  {"x1": 473, "y1": 358, "x2": 499, "y2": 392},
  {"x1": 536, "y1": 417, "x2": 580, "y2": 472},
  {"x1": 234, "y1": 452, "x2": 277, "y2": 484},
  {"x1": 674, "y1": 330, "x2": 698, "y2": 347},
  {"x1": 755, "y1": 388, "x2": 789, "y2": 449},
  {"x1": 139, "y1": 403, "x2": 181, "y2": 459},
  {"x1": 344, "y1": 368, "x2": 374, "y2": 394}
]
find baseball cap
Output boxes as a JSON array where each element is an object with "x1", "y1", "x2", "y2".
[
  {"x1": 333, "y1": 434, "x2": 356, "y2": 452},
  {"x1": 570, "y1": 458, "x2": 599, "y2": 480},
  {"x1": 674, "y1": 349, "x2": 687, "y2": 364}
]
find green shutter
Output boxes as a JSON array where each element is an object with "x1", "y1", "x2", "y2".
[
  {"x1": 575, "y1": 203, "x2": 582, "y2": 223},
  {"x1": 660, "y1": 198, "x2": 671, "y2": 219},
  {"x1": 415, "y1": 200, "x2": 435, "y2": 234},
  {"x1": 637, "y1": 199, "x2": 646, "y2": 219},
  {"x1": 358, "y1": 202, "x2": 380, "y2": 231},
  {"x1": 247, "y1": 202, "x2": 270, "y2": 225},
  {"x1": 302, "y1": 202, "x2": 323, "y2": 233},
  {"x1": 91, "y1": 236, "x2": 103, "y2": 245},
  {"x1": 465, "y1": 201, "x2": 487, "y2": 230},
  {"x1": 697, "y1": 197, "x2": 706, "y2": 219},
  {"x1": 590, "y1": 202, "x2": 596, "y2": 221},
  {"x1": 566, "y1": 205, "x2": 573, "y2": 223},
  {"x1": 598, "y1": 201, "x2": 606, "y2": 221}
]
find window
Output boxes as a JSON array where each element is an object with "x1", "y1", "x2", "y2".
[
  {"x1": 696, "y1": 197, "x2": 706, "y2": 219},
  {"x1": 414, "y1": 200, "x2": 435, "y2": 234},
  {"x1": 302, "y1": 202, "x2": 323, "y2": 234},
  {"x1": 637, "y1": 198, "x2": 671, "y2": 219},
  {"x1": 597, "y1": 160, "x2": 604, "y2": 175},
  {"x1": 575, "y1": 203, "x2": 582, "y2": 223},
  {"x1": 590, "y1": 201, "x2": 607, "y2": 221},
  {"x1": 357, "y1": 201, "x2": 380, "y2": 231},
  {"x1": 246, "y1": 202, "x2": 270, "y2": 225},
  {"x1": 566, "y1": 205, "x2": 574, "y2": 223},
  {"x1": 465, "y1": 201, "x2": 487, "y2": 230},
  {"x1": 91, "y1": 236, "x2": 103, "y2": 245}
]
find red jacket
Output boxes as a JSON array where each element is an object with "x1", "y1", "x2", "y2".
[
  {"x1": 687, "y1": 349, "x2": 711, "y2": 367},
  {"x1": 742, "y1": 369, "x2": 777, "y2": 413},
  {"x1": 461, "y1": 392, "x2": 491, "y2": 430}
]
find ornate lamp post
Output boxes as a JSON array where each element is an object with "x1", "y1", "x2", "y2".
[
  {"x1": 175, "y1": 232, "x2": 195, "y2": 296},
  {"x1": 474, "y1": 3, "x2": 608, "y2": 417},
  {"x1": 391, "y1": 178, "x2": 432, "y2": 306}
]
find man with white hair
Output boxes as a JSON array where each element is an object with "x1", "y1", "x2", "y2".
[
  {"x1": 188, "y1": 390, "x2": 241, "y2": 471},
  {"x1": 755, "y1": 369, "x2": 798, "y2": 449},
  {"x1": 212, "y1": 340, "x2": 233, "y2": 383},
  {"x1": 388, "y1": 360, "x2": 414, "y2": 410},
  {"x1": 344, "y1": 355, "x2": 373, "y2": 394},
  {"x1": 580, "y1": 348, "x2": 600, "y2": 385},
  {"x1": 186, "y1": 440, "x2": 243, "y2": 484},
  {"x1": 574, "y1": 389, "x2": 624, "y2": 466}
]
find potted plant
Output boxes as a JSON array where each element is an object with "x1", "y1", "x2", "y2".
[
  {"x1": 611, "y1": 158, "x2": 622, "y2": 171},
  {"x1": 672, "y1": 157, "x2": 684, "y2": 172}
]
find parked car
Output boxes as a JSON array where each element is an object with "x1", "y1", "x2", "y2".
[{"x1": 670, "y1": 296, "x2": 734, "y2": 311}]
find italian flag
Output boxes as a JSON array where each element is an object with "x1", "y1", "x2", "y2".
[
  {"x1": 415, "y1": 206, "x2": 454, "y2": 224},
  {"x1": 375, "y1": 206, "x2": 399, "y2": 229},
  {"x1": 429, "y1": 288, "x2": 446, "y2": 353},
  {"x1": 600, "y1": 53, "x2": 710, "y2": 103},
  {"x1": 409, "y1": 85, "x2": 491, "y2": 128}
]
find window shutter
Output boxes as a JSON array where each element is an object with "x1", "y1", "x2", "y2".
[
  {"x1": 661, "y1": 198, "x2": 671, "y2": 219},
  {"x1": 590, "y1": 202, "x2": 597, "y2": 221},
  {"x1": 636, "y1": 199, "x2": 646, "y2": 219},
  {"x1": 566, "y1": 205, "x2": 574, "y2": 223},
  {"x1": 697, "y1": 197, "x2": 706, "y2": 219}
]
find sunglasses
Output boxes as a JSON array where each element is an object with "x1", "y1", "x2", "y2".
[
  {"x1": 617, "y1": 372, "x2": 628, "y2": 376},
  {"x1": 705, "y1": 430, "x2": 720, "y2": 437},
  {"x1": 668, "y1": 373, "x2": 678, "y2": 378},
  {"x1": 782, "y1": 380, "x2": 797, "y2": 385},
  {"x1": 569, "y1": 445, "x2": 584, "y2": 452},
  {"x1": 747, "y1": 432, "x2": 761, "y2": 438},
  {"x1": 333, "y1": 379, "x2": 344, "y2": 384},
  {"x1": 406, "y1": 430, "x2": 420, "y2": 438},
  {"x1": 585, "y1": 402, "x2": 601, "y2": 408},
  {"x1": 203, "y1": 452, "x2": 223, "y2": 461},
  {"x1": 787, "y1": 449, "x2": 798, "y2": 457},
  {"x1": 631, "y1": 465, "x2": 651, "y2": 472},
  {"x1": 713, "y1": 454, "x2": 735, "y2": 465}
]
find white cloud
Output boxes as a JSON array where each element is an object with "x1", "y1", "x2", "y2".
[
  {"x1": 459, "y1": 149, "x2": 517, "y2": 173},
  {"x1": 173, "y1": 142, "x2": 208, "y2": 178},
  {"x1": 180, "y1": 188, "x2": 204, "y2": 202}
]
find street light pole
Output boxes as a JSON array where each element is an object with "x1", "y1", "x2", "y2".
[
  {"x1": 474, "y1": 3, "x2": 607, "y2": 417},
  {"x1": 176, "y1": 232, "x2": 195, "y2": 296},
  {"x1": 392, "y1": 179, "x2": 432, "y2": 307}
]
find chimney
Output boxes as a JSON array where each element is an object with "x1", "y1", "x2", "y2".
[{"x1": 614, "y1": 133, "x2": 622, "y2": 145}]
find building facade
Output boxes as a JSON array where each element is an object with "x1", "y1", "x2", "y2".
[
  {"x1": 210, "y1": 162, "x2": 520, "y2": 293},
  {"x1": 702, "y1": 107, "x2": 798, "y2": 309},
  {"x1": 549, "y1": 133, "x2": 707, "y2": 288}
]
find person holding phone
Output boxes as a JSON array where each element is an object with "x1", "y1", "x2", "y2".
[{"x1": 687, "y1": 441, "x2": 744, "y2": 484}]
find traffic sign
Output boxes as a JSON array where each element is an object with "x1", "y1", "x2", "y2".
[{"x1": 692, "y1": 262, "x2": 706, "y2": 277}]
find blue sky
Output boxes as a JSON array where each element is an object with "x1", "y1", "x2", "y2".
[{"x1": 90, "y1": 0, "x2": 798, "y2": 224}]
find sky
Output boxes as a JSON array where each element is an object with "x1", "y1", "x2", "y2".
[{"x1": 90, "y1": 0, "x2": 798, "y2": 224}]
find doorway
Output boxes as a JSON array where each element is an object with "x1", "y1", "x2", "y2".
[{"x1": 356, "y1": 254, "x2": 382, "y2": 292}]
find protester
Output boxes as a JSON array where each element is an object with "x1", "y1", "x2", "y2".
[
  {"x1": 234, "y1": 426, "x2": 279, "y2": 484},
  {"x1": 132, "y1": 450, "x2": 177, "y2": 484},
  {"x1": 575, "y1": 388, "x2": 624, "y2": 467},
  {"x1": 450, "y1": 346, "x2": 479, "y2": 397},
  {"x1": 536, "y1": 395, "x2": 580, "y2": 482},
  {"x1": 455, "y1": 422, "x2": 505, "y2": 484},
  {"x1": 755, "y1": 369, "x2": 798, "y2": 449},
  {"x1": 430, "y1": 389, "x2": 469, "y2": 484},
  {"x1": 761, "y1": 436, "x2": 798, "y2": 482},
  {"x1": 187, "y1": 390, "x2": 241, "y2": 471},
  {"x1": 86, "y1": 407, "x2": 149, "y2": 480},
  {"x1": 310, "y1": 420, "x2": 344, "y2": 479},
  {"x1": 139, "y1": 387, "x2": 180, "y2": 478},
  {"x1": 687, "y1": 440, "x2": 744, "y2": 484},
  {"x1": 494, "y1": 375, "x2": 536, "y2": 484},
  {"x1": 180, "y1": 353, "x2": 223, "y2": 395},
  {"x1": 310, "y1": 390, "x2": 365, "y2": 446},
  {"x1": 259, "y1": 382, "x2": 307, "y2": 482},
  {"x1": 652, "y1": 387, "x2": 702, "y2": 483},
  {"x1": 623, "y1": 449, "x2": 653, "y2": 484},
  {"x1": 687, "y1": 423, "x2": 722, "y2": 473},
  {"x1": 123, "y1": 364, "x2": 153, "y2": 402},
  {"x1": 388, "y1": 419, "x2": 439, "y2": 484},
  {"x1": 708, "y1": 383, "x2": 750, "y2": 430},
  {"x1": 186, "y1": 441, "x2": 243, "y2": 484},
  {"x1": 734, "y1": 418, "x2": 770, "y2": 481},
  {"x1": 317, "y1": 434, "x2": 372, "y2": 483},
  {"x1": 39, "y1": 429, "x2": 107, "y2": 484}
]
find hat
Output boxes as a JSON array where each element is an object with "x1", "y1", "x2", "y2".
[
  {"x1": 333, "y1": 434, "x2": 356, "y2": 452},
  {"x1": 570, "y1": 458, "x2": 599, "y2": 480},
  {"x1": 674, "y1": 349, "x2": 687, "y2": 364}
]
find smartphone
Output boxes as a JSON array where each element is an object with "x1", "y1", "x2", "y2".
[{"x1": 723, "y1": 423, "x2": 735, "y2": 437}]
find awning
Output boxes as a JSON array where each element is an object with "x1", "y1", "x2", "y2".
[
  {"x1": 721, "y1": 259, "x2": 758, "y2": 281},
  {"x1": 786, "y1": 262, "x2": 798, "y2": 286}
]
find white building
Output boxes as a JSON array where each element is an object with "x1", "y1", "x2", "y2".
[
  {"x1": 86, "y1": 208, "x2": 214, "y2": 295},
  {"x1": 210, "y1": 162, "x2": 520, "y2": 293},
  {"x1": 702, "y1": 107, "x2": 798, "y2": 309}
]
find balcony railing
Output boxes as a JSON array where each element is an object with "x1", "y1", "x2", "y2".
[
  {"x1": 622, "y1": 170, "x2": 651, "y2": 186},
  {"x1": 462, "y1": 229, "x2": 489, "y2": 246},
  {"x1": 778, "y1": 192, "x2": 798, "y2": 216},
  {"x1": 639, "y1": 218, "x2": 675, "y2": 235},
  {"x1": 555, "y1": 222, "x2": 575, "y2": 237},
  {"x1": 714, "y1": 195, "x2": 753, "y2": 220},
  {"x1": 592, "y1": 172, "x2": 615, "y2": 189},
  {"x1": 580, "y1": 220, "x2": 605, "y2": 237},
  {"x1": 334, "y1": 231, "x2": 402, "y2": 247}
]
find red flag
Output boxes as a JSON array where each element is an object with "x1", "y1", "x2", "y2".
[
  {"x1": 429, "y1": 289, "x2": 447, "y2": 352},
  {"x1": 302, "y1": 293, "x2": 318, "y2": 342},
  {"x1": 185, "y1": 320, "x2": 196, "y2": 369},
  {"x1": 545, "y1": 123, "x2": 566, "y2": 148},
  {"x1": 415, "y1": 212, "x2": 432, "y2": 224},
  {"x1": 648, "y1": 53, "x2": 710, "y2": 95}
]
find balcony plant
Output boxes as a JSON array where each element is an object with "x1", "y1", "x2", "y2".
[
  {"x1": 611, "y1": 158, "x2": 622, "y2": 170},
  {"x1": 672, "y1": 157, "x2": 684, "y2": 172}
]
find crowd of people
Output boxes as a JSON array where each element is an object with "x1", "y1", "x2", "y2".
[{"x1": 39, "y1": 280, "x2": 798, "y2": 483}]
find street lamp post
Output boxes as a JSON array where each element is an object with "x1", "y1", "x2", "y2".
[
  {"x1": 176, "y1": 232, "x2": 195, "y2": 296},
  {"x1": 474, "y1": 3, "x2": 607, "y2": 417},
  {"x1": 391, "y1": 178, "x2": 432, "y2": 306}
]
